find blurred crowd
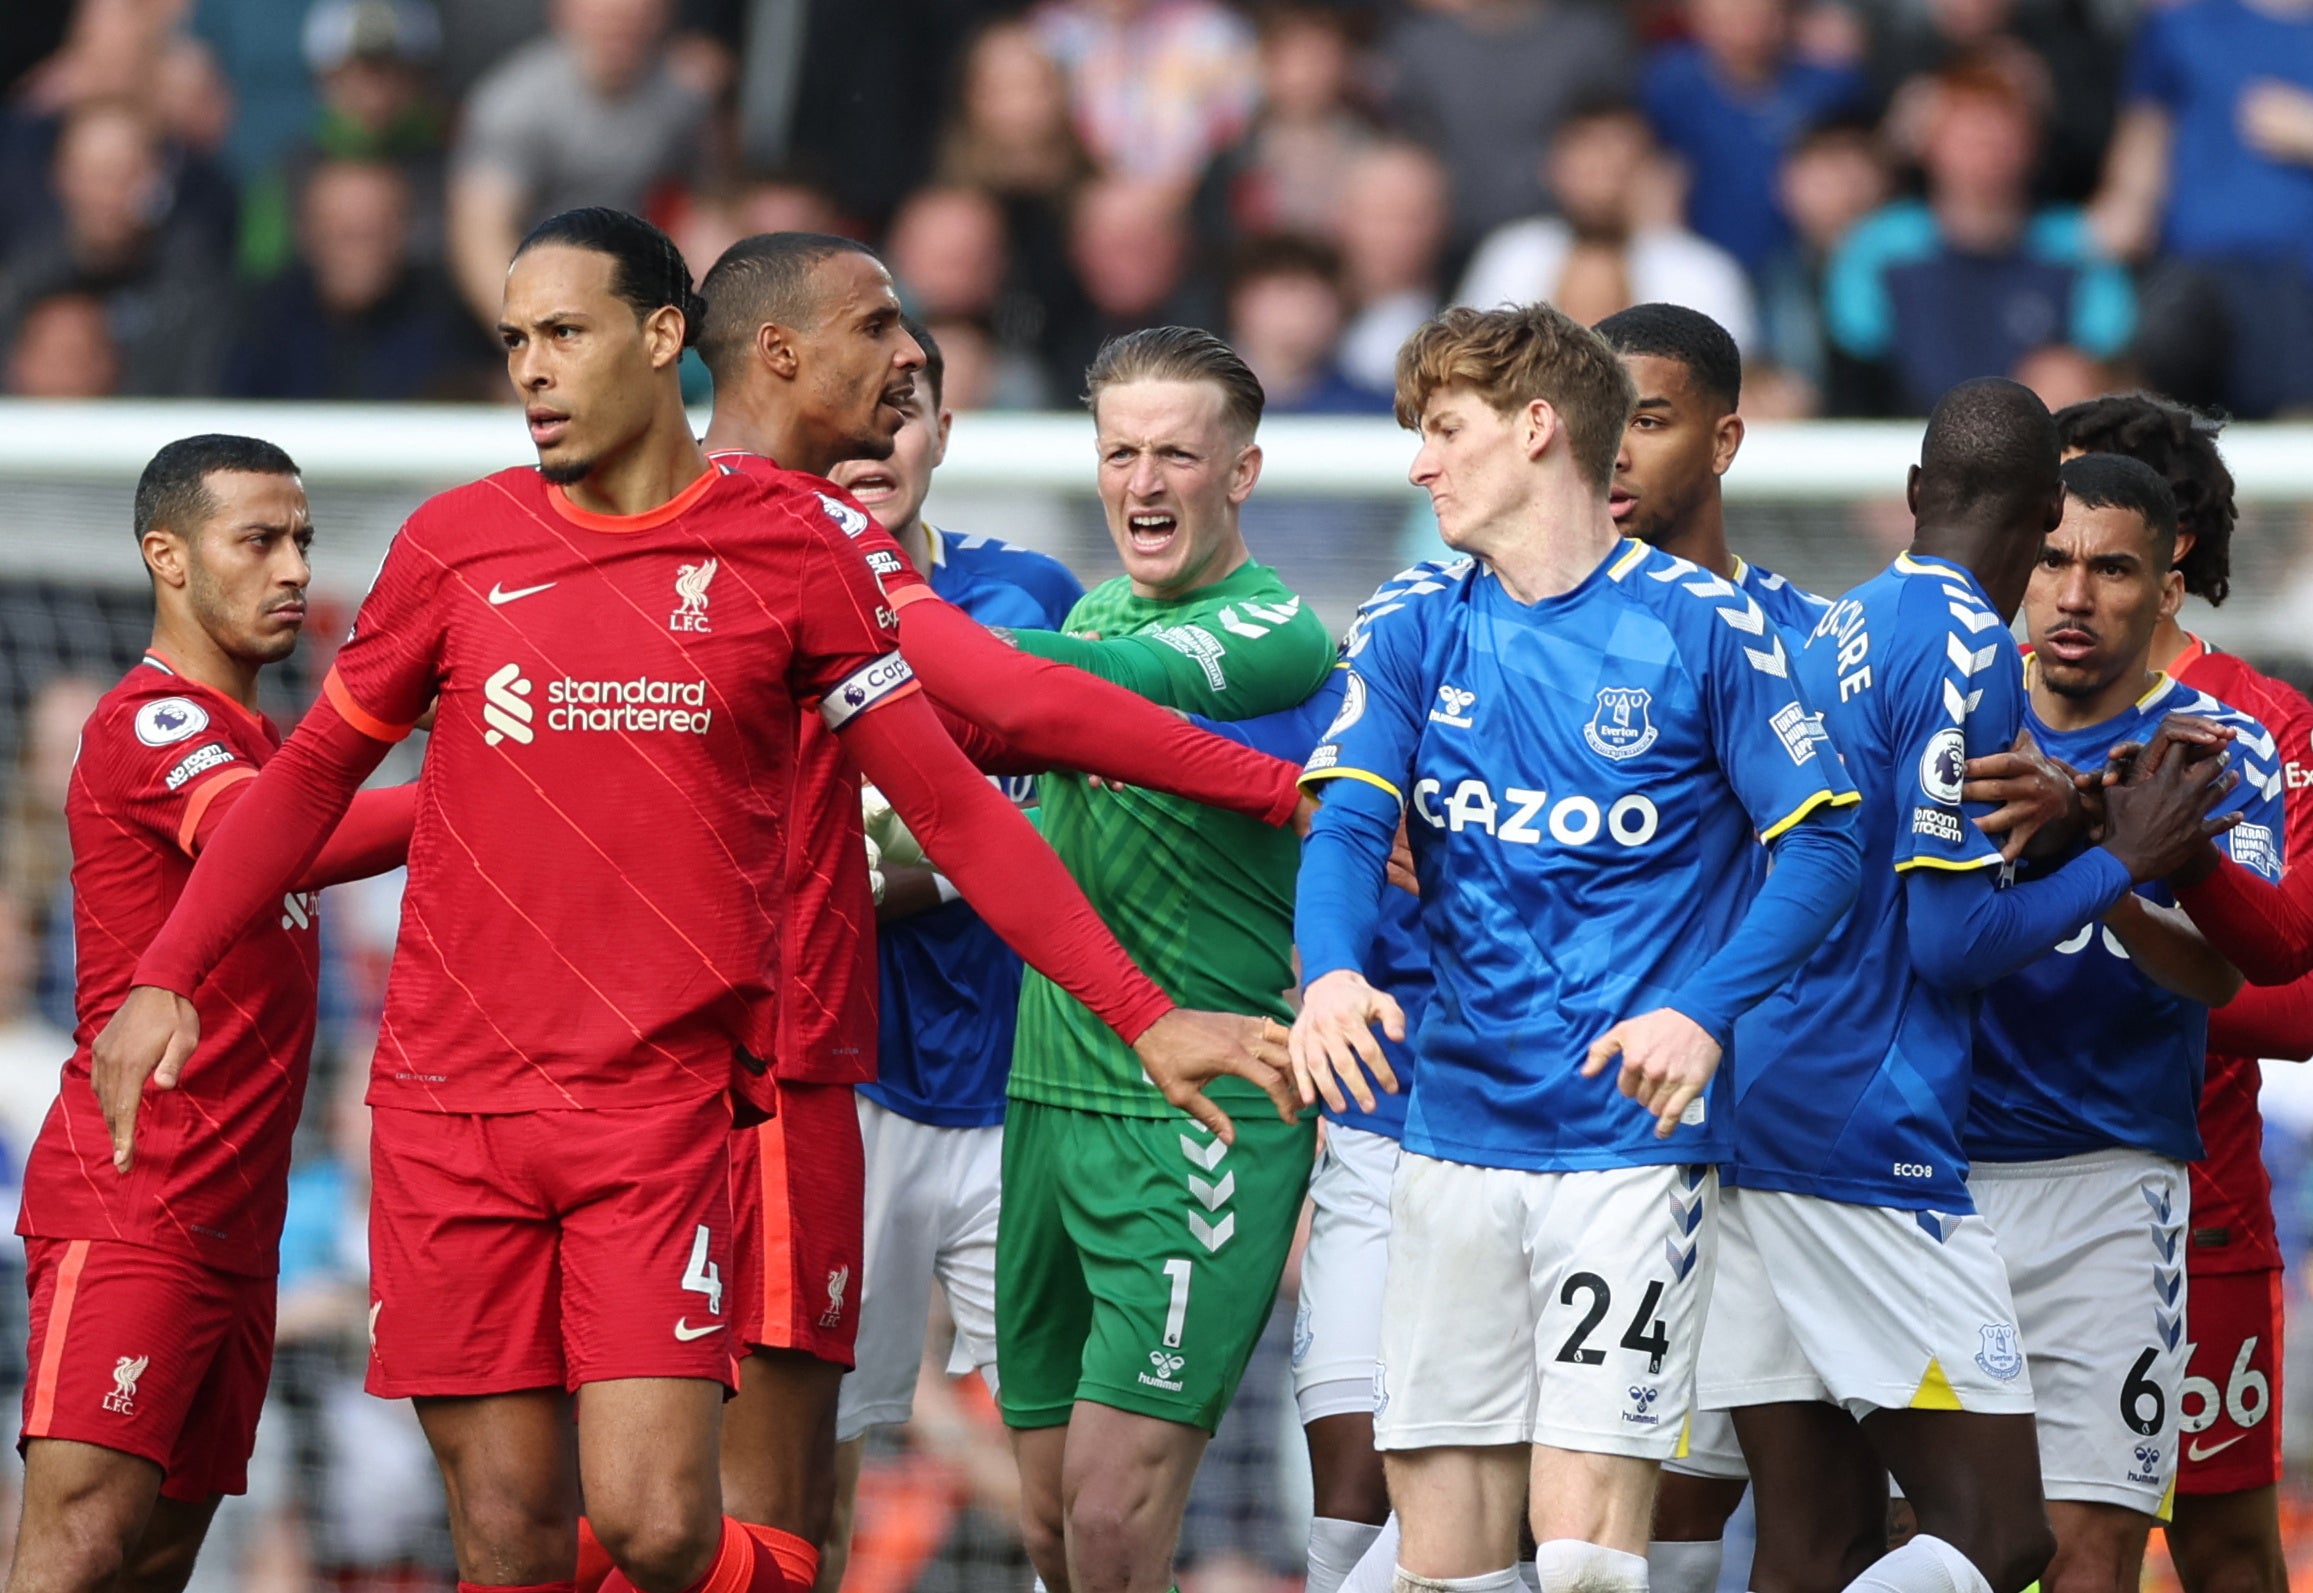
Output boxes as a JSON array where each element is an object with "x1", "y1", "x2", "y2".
[{"x1": 3, "y1": 0, "x2": 2313, "y2": 418}]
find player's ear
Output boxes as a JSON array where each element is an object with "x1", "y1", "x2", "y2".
[
  {"x1": 1228, "y1": 440, "x2": 1263, "y2": 506},
  {"x1": 641, "y1": 303, "x2": 687, "y2": 370},
  {"x1": 141, "y1": 526, "x2": 190, "y2": 591},
  {"x1": 2157, "y1": 564, "x2": 2185, "y2": 623},
  {"x1": 932, "y1": 408, "x2": 953, "y2": 468},
  {"x1": 1905, "y1": 464, "x2": 1922, "y2": 516},
  {"x1": 1523, "y1": 398, "x2": 1558, "y2": 463},
  {"x1": 1712, "y1": 410, "x2": 1744, "y2": 477},
  {"x1": 755, "y1": 320, "x2": 800, "y2": 381}
]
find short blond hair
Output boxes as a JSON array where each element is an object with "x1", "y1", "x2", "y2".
[
  {"x1": 1085, "y1": 326, "x2": 1264, "y2": 439},
  {"x1": 1395, "y1": 303, "x2": 1637, "y2": 492}
]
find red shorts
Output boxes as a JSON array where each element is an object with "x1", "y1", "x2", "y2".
[
  {"x1": 19, "y1": 1238, "x2": 273, "y2": 1500},
  {"x1": 366, "y1": 1097, "x2": 740, "y2": 1397},
  {"x1": 731, "y1": 1080, "x2": 865, "y2": 1365},
  {"x1": 2177, "y1": 1268, "x2": 2284, "y2": 1495}
]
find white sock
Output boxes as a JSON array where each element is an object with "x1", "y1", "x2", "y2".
[
  {"x1": 1310, "y1": 1519, "x2": 1387, "y2": 1593},
  {"x1": 1392, "y1": 1568, "x2": 1523, "y2": 1593},
  {"x1": 1520, "y1": 1564, "x2": 1542, "y2": 1593},
  {"x1": 1341, "y1": 1516, "x2": 1402, "y2": 1593},
  {"x1": 1531, "y1": 1540, "x2": 1650, "y2": 1593},
  {"x1": 1647, "y1": 1540, "x2": 1722, "y2": 1593},
  {"x1": 1840, "y1": 1535, "x2": 1993, "y2": 1593}
]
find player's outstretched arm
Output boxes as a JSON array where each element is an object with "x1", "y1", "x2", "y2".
[
  {"x1": 1589, "y1": 806, "x2": 1864, "y2": 1137},
  {"x1": 196, "y1": 778, "x2": 418, "y2": 890},
  {"x1": 898, "y1": 597, "x2": 1304, "y2": 824},
  {"x1": 2175, "y1": 854, "x2": 2313, "y2": 986},
  {"x1": 1291, "y1": 775, "x2": 1408, "y2": 1113},
  {"x1": 837, "y1": 688, "x2": 1296, "y2": 1140},
  {"x1": 96, "y1": 696, "x2": 394, "y2": 1172},
  {"x1": 2103, "y1": 894, "x2": 2244, "y2": 1006}
]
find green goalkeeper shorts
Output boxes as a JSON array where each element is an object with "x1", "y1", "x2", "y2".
[{"x1": 996, "y1": 1097, "x2": 1316, "y2": 1432}]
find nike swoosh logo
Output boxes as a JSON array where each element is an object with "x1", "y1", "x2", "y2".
[
  {"x1": 673, "y1": 1319, "x2": 726, "y2": 1341},
  {"x1": 488, "y1": 581, "x2": 556, "y2": 605},
  {"x1": 2188, "y1": 1432, "x2": 2250, "y2": 1461}
]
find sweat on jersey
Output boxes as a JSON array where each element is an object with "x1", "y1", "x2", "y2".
[
  {"x1": 1004, "y1": 561, "x2": 1336, "y2": 1118},
  {"x1": 1967, "y1": 672, "x2": 2286, "y2": 1165},
  {"x1": 1733, "y1": 553, "x2": 2027, "y2": 1213},
  {"x1": 863, "y1": 527, "x2": 1084, "y2": 1130},
  {"x1": 1296, "y1": 540, "x2": 1859, "y2": 1175}
]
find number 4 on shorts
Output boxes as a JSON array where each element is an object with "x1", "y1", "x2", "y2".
[{"x1": 683, "y1": 1224, "x2": 724, "y2": 1316}]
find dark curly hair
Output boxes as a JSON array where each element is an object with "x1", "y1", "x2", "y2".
[
  {"x1": 2053, "y1": 393, "x2": 2236, "y2": 606},
  {"x1": 516, "y1": 206, "x2": 708, "y2": 348}
]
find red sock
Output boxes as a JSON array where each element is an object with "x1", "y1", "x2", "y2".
[
  {"x1": 597, "y1": 1518, "x2": 786, "y2": 1593},
  {"x1": 576, "y1": 1517, "x2": 615, "y2": 1593},
  {"x1": 743, "y1": 1524, "x2": 819, "y2": 1591}
]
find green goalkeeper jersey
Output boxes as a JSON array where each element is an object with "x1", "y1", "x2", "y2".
[{"x1": 1006, "y1": 559, "x2": 1333, "y2": 1116}]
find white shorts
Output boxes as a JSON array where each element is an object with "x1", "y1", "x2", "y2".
[
  {"x1": 1665, "y1": 1406, "x2": 1748, "y2": 1481},
  {"x1": 1375, "y1": 1154, "x2": 1716, "y2": 1458},
  {"x1": 833, "y1": 1097, "x2": 1002, "y2": 1443},
  {"x1": 1972, "y1": 1150, "x2": 2190, "y2": 1514},
  {"x1": 1698, "y1": 1186, "x2": 2034, "y2": 1420},
  {"x1": 1293, "y1": 1122, "x2": 1400, "y2": 1424}
]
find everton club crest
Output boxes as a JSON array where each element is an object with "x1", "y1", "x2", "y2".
[{"x1": 1583, "y1": 687, "x2": 1657, "y2": 762}]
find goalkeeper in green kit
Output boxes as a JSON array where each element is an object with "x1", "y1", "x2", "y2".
[{"x1": 995, "y1": 327, "x2": 1333, "y2": 1593}]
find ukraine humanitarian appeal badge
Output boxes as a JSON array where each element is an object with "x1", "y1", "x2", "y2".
[{"x1": 1584, "y1": 687, "x2": 1657, "y2": 762}]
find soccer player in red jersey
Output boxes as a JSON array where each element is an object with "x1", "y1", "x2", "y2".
[
  {"x1": 92, "y1": 210, "x2": 1286, "y2": 1593},
  {"x1": 680, "y1": 231, "x2": 1313, "y2": 1592},
  {"x1": 2058, "y1": 394, "x2": 2303, "y2": 1593},
  {"x1": 10, "y1": 434, "x2": 414, "y2": 1593}
]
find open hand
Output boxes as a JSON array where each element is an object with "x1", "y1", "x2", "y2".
[
  {"x1": 1133, "y1": 1008, "x2": 1296, "y2": 1142},
  {"x1": 1287, "y1": 970, "x2": 1406, "y2": 1115},
  {"x1": 1963, "y1": 728, "x2": 2085, "y2": 862}
]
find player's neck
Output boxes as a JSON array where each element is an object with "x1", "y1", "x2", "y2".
[
  {"x1": 1483, "y1": 489, "x2": 1621, "y2": 605},
  {"x1": 149, "y1": 614, "x2": 261, "y2": 710},
  {"x1": 1653, "y1": 501, "x2": 1734, "y2": 580},
  {"x1": 702, "y1": 389, "x2": 837, "y2": 479},
  {"x1": 562, "y1": 408, "x2": 711, "y2": 518},
  {"x1": 2030, "y1": 660, "x2": 2161, "y2": 735},
  {"x1": 894, "y1": 516, "x2": 933, "y2": 574},
  {"x1": 2148, "y1": 614, "x2": 2193, "y2": 674}
]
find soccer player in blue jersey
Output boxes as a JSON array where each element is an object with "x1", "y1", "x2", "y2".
[
  {"x1": 1967, "y1": 453, "x2": 2283, "y2": 1593},
  {"x1": 1289, "y1": 301, "x2": 1865, "y2": 1593},
  {"x1": 1692, "y1": 383, "x2": 2240, "y2": 1593},
  {"x1": 818, "y1": 324, "x2": 1085, "y2": 1593}
]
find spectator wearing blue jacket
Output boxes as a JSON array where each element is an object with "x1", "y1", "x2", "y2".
[
  {"x1": 1827, "y1": 60, "x2": 2131, "y2": 414},
  {"x1": 1643, "y1": 0, "x2": 1871, "y2": 280}
]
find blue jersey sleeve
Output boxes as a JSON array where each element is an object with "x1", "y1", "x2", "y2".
[
  {"x1": 2211, "y1": 717, "x2": 2287, "y2": 884},
  {"x1": 1690, "y1": 577, "x2": 1859, "y2": 844},
  {"x1": 1190, "y1": 668, "x2": 1347, "y2": 762},
  {"x1": 1890, "y1": 583, "x2": 2018, "y2": 875}
]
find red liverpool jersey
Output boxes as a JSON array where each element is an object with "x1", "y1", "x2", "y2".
[
  {"x1": 327, "y1": 463, "x2": 914, "y2": 1114},
  {"x1": 19, "y1": 655, "x2": 320, "y2": 1276},
  {"x1": 710, "y1": 450, "x2": 923, "y2": 1085},
  {"x1": 2174, "y1": 636, "x2": 2313, "y2": 1275}
]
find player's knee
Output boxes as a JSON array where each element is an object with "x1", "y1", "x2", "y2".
[
  {"x1": 591, "y1": 1507, "x2": 722, "y2": 1590},
  {"x1": 1311, "y1": 1467, "x2": 1392, "y2": 1526},
  {"x1": 14, "y1": 1514, "x2": 136, "y2": 1593},
  {"x1": 1980, "y1": 1518, "x2": 2058, "y2": 1593}
]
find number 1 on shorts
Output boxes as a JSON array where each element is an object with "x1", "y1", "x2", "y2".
[
  {"x1": 1162, "y1": 1257, "x2": 1192, "y2": 1349},
  {"x1": 683, "y1": 1224, "x2": 723, "y2": 1316}
]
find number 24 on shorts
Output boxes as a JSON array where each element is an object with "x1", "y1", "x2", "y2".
[{"x1": 1554, "y1": 1274, "x2": 1671, "y2": 1375}]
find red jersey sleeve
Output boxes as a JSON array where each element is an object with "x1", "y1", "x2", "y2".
[
  {"x1": 326, "y1": 519, "x2": 447, "y2": 740},
  {"x1": 2207, "y1": 668, "x2": 2313, "y2": 1050},
  {"x1": 789, "y1": 501, "x2": 920, "y2": 726},
  {"x1": 79, "y1": 684, "x2": 271, "y2": 861}
]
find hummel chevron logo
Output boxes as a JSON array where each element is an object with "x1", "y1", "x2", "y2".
[
  {"x1": 2143, "y1": 1185, "x2": 2173, "y2": 1224},
  {"x1": 1947, "y1": 634, "x2": 2001, "y2": 676},
  {"x1": 1189, "y1": 1172, "x2": 1236, "y2": 1211},
  {"x1": 1943, "y1": 681, "x2": 1985, "y2": 722},
  {"x1": 1947, "y1": 603, "x2": 2004, "y2": 634},
  {"x1": 2157, "y1": 1267, "x2": 2182, "y2": 1306},
  {"x1": 1666, "y1": 1187, "x2": 1704, "y2": 1235},
  {"x1": 2153, "y1": 1227, "x2": 2180, "y2": 1263},
  {"x1": 1664, "y1": 1238, "x2": 1699, "y2": 1280},
  {"x1": 1189, "y1": 1211, "x2": 1237, "y2": 1253},
  {"x1": 1178, "y1": 1134, "x2": 1228, "y2": 1172},
  {"x1": 1916, "y1": 1210, "x2": 1962, "y2": 1243},
  {"x1": 1217, "y1": 606, "x2": 1269, "y2": 640},
  {"x1": 2156, "y1": 1309, "x2": 2184, "y2": 1351},
  {"x1": 487, "y1": 580, "x2": 556, "y2": 605}
]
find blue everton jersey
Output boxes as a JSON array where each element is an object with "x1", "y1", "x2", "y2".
[
  {"x1": 1736, "y1": 554, "x2": 1833, "y2": 642},
  {"x1": 1734, "y1": 553, "x2": 2022, "y2": 1212},
  {"x1": 1194, "y1": 559, "x2": 1467, "y2": 1139},
  {"x1": 1968, "y1": 674, "x2": 2284, "y2": 1165},
  {"x1": 861, "y1": 527, "x2": 1084, "y2": 1128},
  {"x1": 1304, "y1": 540, "x2": 1854, "y2": 1174}
]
